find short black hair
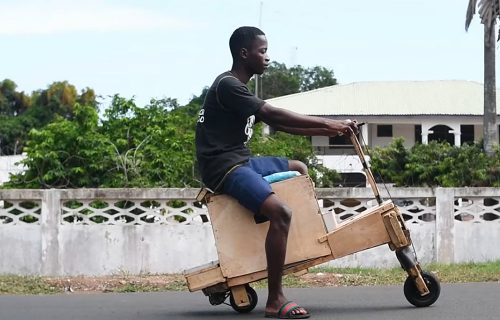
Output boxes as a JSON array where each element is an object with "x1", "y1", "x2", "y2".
[{"x1": 229, "y1": 26, "x2": 265, "y2": 59}]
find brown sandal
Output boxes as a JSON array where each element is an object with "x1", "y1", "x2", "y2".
[{"x1": 265, "y1": 301, "x2": 310, "y2": 319}]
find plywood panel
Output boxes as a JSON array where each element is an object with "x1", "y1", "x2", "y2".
[
  {"x1": 207, "y1": 175, "x2": 331, "y2": 279},
  {"x1": 325, "y1": 202, "x2": 394, "y2": 259},
  {"x1": 185, "y1": 264, "x2": 225, "y2": 292},
  {"x1": 227, "y1": 254, "x2": 333, "y2": 287}
]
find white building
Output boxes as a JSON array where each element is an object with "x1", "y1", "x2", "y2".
[
  {"x1": 266, "y1": 80, "x2": 500, "y2": 186},
  {"x1": 0, "y1": 155, "x2": 25, "y2": 185}
]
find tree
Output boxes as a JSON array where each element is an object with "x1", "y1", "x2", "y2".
[
  {"x1": 0, "y1": 116, "x2": 25, "y2": 155},
  {"x1": 0, "y1": 80, "x2": 98, "y2": 155},
  {"x1": 0, "y1": 79, "x2": 31, "y2": 155},
  {"x1": 465, "y1": 0, "x2": 500, "y2": 155},
  {"x1": 248, "y1": 62, "x2": 337, "y2": 99},
  {"x1": 370, "y1": 138, "x2": 500, "y2": 187},
  {"x1": 3, "y1": 65, "x2": 339, "y2": 188},
  {"x1": 295, "y1": 65, "x2": 338, "y2": 92},
  {"x1": 368, "y1": 138, "x2": 410, "y2": 186},
  {"x1": 0, "y1": 79, "x2": 30, "y2": 116},
  {"x1": 99, "y1": 95, "x2": 198, "y2": 188},
  {"x1": 30, "y1": 81, "x2": 80, "y2": 123},
  {"x1": 5, "y1": 104, "x2": 113, "y2": 188}
]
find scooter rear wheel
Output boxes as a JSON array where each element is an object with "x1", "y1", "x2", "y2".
[
  {"x1": 404, "y1": 271, "x2": 440, "y2": 307},
  {"x1": 229, "y1": 285, "x2": 258, "y2": 313}
]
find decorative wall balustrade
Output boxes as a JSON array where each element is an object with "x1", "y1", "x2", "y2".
[
  {"x1": 2, "y1": 188, "x2": 498, "y2": 226},
  {"x1": 1, "y1": 187, "x2": 499, "y2": 276}
]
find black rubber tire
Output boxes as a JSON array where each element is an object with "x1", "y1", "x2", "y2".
[
  {"x1": 404, "y1": 271, "x2": 441, "y2": 307},
  {"x1": 229, "y1": 285, "x2": 258, "y2": 313}
]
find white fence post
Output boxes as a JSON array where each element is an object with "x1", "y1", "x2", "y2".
[
  {"x1": 40, "y1": 189, "x2": 61, "y2": 276},
  {"x1": 435, "y1": 188, "x2": 455, "y2": 263}
]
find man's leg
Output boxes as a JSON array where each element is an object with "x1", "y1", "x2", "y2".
[
  {"x1": 260, "y1": 194, "x2": 308, "y2": 317},
  {"x1": 221, "y1": 157, "x2": 309, "y2": 317}
]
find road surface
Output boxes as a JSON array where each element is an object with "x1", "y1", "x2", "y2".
[{"x1": 1, "y1": 282, "x2": 499, "y2": 320}]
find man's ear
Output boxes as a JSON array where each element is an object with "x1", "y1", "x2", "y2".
[{"x1": 240, "y1": 48, "x2": 248, "y2": 59}]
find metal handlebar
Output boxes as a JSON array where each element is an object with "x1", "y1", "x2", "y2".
[{"x1": 349, "y1": 133, "x2": 383, "y2": 205}]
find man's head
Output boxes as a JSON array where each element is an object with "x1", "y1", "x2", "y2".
[{"x1": 229, "y1": 26, "x2": 269, "y2": 75}]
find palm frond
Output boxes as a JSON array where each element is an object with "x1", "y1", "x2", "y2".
[
  {"x1": 466, "y1": 0, "x2": 500, "y2": 41},
  {"x1": 465, "y1": 0, "x2": 477, "y2": 31},
  {"x1": 480, "y1": 0, "x2": 500, "y2": 23}
]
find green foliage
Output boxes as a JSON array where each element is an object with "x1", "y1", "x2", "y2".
[
  {"x1": 248, "y1": 62, "x2": 337, "y2": 99},
  {"x1": 6, "y1": 104, "x2": 112, "y2": 188},
  {"x1": 0, "y1": 79, "x2": 98, "y2": 156},
  {"x1": 308, "y1": 163, "x2": 341, "y2": 188},
  {"x1": 3, "y1": 64, "x2": 339, "y2": 188},
  {"x1": 101, "y1": 95, "x2": 197, "y2": 187},
  {"x1": 0, "y1": 115, "x2": 25, "y2": 155},
  {"x1": 368, "y1": 138, "x2": 409, "y2": 186},
  {"x1": 6, "y1": 91, "x2": 337, "y2": 188},
  {"x1": 249, "y1": 123, "x2": 312, "y2": 163},
  {"x1": 6, "y1": 93, "x2": 200, "y2": 188},
  {"x1": 0, "y1": 79, "x2": 31, "y2": 155},
  {"x1": 0, "y1": 79, "x2": 30, "y2": 116},
  {"x1": 370, "y1": 138, "x2": 500, "y2": 187},
  {"x1": 490, "y1": 148, "x2": 500, "y2": 187},
  {"x1": 295, "y1": 65, "x2": 338, "y2": 92}
]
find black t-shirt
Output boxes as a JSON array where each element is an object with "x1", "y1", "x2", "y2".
[{"x1": 195, "y1": 71, "x2": 265, "y2": 190}]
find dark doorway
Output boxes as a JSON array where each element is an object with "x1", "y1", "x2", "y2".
[{"x1": 428, "y1": 125, "x2": 454, "y2": 145}]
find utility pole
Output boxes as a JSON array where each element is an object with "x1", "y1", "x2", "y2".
[{"x1": 255, "y1": 1, "x2": 263, "y2": 98}]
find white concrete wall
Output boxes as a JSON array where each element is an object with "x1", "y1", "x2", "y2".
[
  {"x1": 0, "y1": 224, "x2": 218, "y2": 275},
  {"x1": 474, "y1": 125, "x2": 483, "y2": 141},
  {"x1": 58, "y1": 225, "x2": 217, "y2": 275},
  {"x1": 1, "y1": 187, "x2": 499, "y2": 275},
  {"x1": 311, "y1": 136, "x2": 329, "y2": 147},
  {"x1": 316, "y1": 155, "x2": 365, "y2": 174},
  {"x1": 369, "y1": 124, "x2": 417, "y2": 148}
]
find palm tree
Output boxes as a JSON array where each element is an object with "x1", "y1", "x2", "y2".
[{"x1": 465, "y1": 0, "x2": 500, "y2": 155}]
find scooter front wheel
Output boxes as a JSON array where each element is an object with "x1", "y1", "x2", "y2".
[{"x1": 404, "y1": 271, "x2": 440, "y2": 307}]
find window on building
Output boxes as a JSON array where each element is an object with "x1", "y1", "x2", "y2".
[
  {"x1": 415, "y1": 125, "x2": 422, "y2": 144},
  {"x1": 460, "y1": 125, "x2": 474, "y2": 145},
  {"x1": 329, "y1": 135, "x2": 350, "y2": 147},
  {"x1": 377, "y1": 125, "x2": 393, "y2": 137},
  {"x1": 329, "y1": 132, "x2": 361, "y2": 148}
]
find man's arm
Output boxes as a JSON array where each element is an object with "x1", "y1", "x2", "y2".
[{"x1": 257, "y1": 103, "x2": 357, "y2": 136}]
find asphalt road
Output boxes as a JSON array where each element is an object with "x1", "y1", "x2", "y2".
[{"x1": 0, "y1": 282, "x2": 499, "y2": 320}]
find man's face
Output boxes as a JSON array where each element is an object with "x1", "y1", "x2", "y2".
[{"x1": 244, "y1": 35, "x2": 270, "y2": 75}]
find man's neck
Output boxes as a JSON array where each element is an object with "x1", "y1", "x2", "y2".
[{"x1": 230, "y1": 65, "x2": 253, "y2": 84}]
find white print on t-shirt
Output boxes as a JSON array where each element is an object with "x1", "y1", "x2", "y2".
[
  {"x1": 244, "y1": 115, "x2": 255, "y2": 145},
  {"x1": 197, "y1": 109, "x2": 205, "y2": 123}
]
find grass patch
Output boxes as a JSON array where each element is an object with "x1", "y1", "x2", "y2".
[
  {"x1": 425, "y1": 261, "x2": 500, "y2": 283},
  {"x1": 253, "y1": 274, "x2": 309, "y2": 289},
  {"x1": 310, "y1": 260, "x2": 500, "y2": 286},
  {"x1": 309, "y1": 266, "x2": 406, "y2": 286},
  {"x1": 112, "y1": 279, "x2": 187, "y2": 293},
  {"x1": 0, "y1": 275, "x2": 59, "y2": 294},
  {"x1": 1, "y1": 261, "x2": 499, "y2": 295}
]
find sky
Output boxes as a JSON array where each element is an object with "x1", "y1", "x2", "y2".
[{"x1": 0, "y1": 0, "x2": 497, "y2": 108}]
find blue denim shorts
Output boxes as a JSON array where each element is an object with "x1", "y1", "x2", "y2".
[{"x1": 221, "y1": 157, "x2": 289, "y2": 223}]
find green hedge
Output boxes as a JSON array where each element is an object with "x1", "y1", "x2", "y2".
[{"x1": 369, "y1": 138, "x2": 500, "y2": 187}]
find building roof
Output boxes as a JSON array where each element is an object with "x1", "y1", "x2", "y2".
[{"x1": 266, "y1": 80, "x2": 500, "y2": 116}]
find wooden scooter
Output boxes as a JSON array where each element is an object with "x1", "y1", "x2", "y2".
[{"x1": 184, "y1": 134, "x2": 440, "y2": 313}]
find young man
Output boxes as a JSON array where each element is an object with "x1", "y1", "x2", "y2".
[{"x1": 195, "y1": 26, "x2": 358, "y2": 319}]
